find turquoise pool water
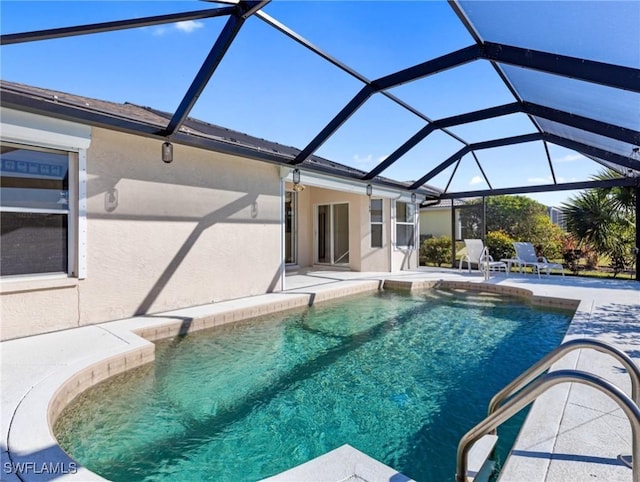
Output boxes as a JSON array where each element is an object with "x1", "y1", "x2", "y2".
[{"x1": 55, "y1": 289, "x2": 572, "y2": 481}]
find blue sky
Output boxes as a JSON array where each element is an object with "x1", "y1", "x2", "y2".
[{"x1": 1, "y1": 0, "x2": 633, "y2": 207}]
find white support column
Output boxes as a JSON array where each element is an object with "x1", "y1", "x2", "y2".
[
  {"x1": 77, "y1": 148, "x2": 88, "y2": 279},
  {"x1": 279, "y1": 174, "x2": 286, "y2": 291}
]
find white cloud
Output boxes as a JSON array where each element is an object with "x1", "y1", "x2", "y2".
[
  {"x1": 152, "y1": 26, "x2": 168, "y2": 36},
  {"x1": 469, "y1": 175, "x2": 483, "y2": 185},
  {"x1": 175, "y1": 20, "x2": 204, "y2": 34},
  {"x1": 554, "y1": 153, "x2": 585, "y2": 163},
  {"x1": 151, "y1": 20, "x2": 204, "y2": 36}
]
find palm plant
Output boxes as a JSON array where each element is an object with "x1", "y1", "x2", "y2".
[
  {"x1": 563, "y1": 190, "x2": 616, "y2": 253},
  {"x1": 561, "y1": 168, "x2": 636, "y2": 277},
  {"x1": 591, "y1": 168, "x2": 636, "y2": 215}
]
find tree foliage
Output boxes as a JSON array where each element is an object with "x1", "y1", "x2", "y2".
[
  {"x1": 561, "y1": 169, "x2": 636, "y2": 277},
  {"x1": 459, "y1": 195, "x2": 563, "y2": 258}
]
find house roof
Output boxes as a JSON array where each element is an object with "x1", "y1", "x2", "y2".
[
  {"x1": 1, "y1": 1, "x2": 638, "y2": 200},
  {"x1": 420, "y1": 198, "x2": 473, "y2": 210},
  {"x1": 0, "y1": 79, "x2": 443, "y2": 197}
]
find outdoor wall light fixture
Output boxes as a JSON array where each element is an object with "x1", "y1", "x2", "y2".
[
  {"x1": 366, "y1": 184, "x2": 373, "y2": 197},
  {"x1": 104, "y1": 188, "x2": 118, "y2": 212},
  {"x1": 162, "y1": 141, "x2": 173, "y2": 164},
  {"x1": 411, "y1": 192, "x2": 417, "y2": 203},
  {"x1": 631, "y1": 147, "x2": 640, "y2": 160},
  {"x1": 292, "y1": 168, "x2": 305, "y2": 192}
]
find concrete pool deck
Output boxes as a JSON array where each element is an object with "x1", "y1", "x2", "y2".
[{"x1": 1, "y1": 267, "x2": 639, "y2": 481}]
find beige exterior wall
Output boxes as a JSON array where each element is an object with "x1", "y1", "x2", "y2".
[
  {"x1": 291, "y1": 183, "x2": 313, "y2": 269},
  {"x1": 2, "y1": 279, "x2": 79, "y2": 339},
  {"x1": 2, "y1": 117, "x2": 421, "y2": 340},
  {"x1": 288, "y1": 185, "x2": 392, "y2": 271},
  {"x1": 420, "y1": 208, "x2": 457, "y2": 238},
  {"x1": 289, "y1": 185, "x2": 415, "y2": 273},
  {"x1": 306, "y1": 187, "x2": 362, "y2": 270},
  {"x1": 2, "y1": 127, "x2": 282, "y2": 340},
  {"x1": 287, "y1": 186, "x2": 359, "y2": 270},
  {"x1": 359, "y1": 197, "x2": 391, "y2": 272}
]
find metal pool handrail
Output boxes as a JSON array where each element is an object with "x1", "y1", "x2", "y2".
[
  {"x1": 488, "y1": 338, "x2": 640, "y2": 418},
  {"x1": 456, "y1": 369, "x2": 640, "y2": 482}
]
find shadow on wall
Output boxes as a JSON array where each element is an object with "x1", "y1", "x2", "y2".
[
  {"x1": 399, "y1": 248, "x2": 415, "y2": 270},
  {"x1": 135, "y1": 193, "x2": 260, "y2": 314}
]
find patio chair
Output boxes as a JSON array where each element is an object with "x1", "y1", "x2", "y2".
[
  {"x1": 513, "y1": 242, "x2": 565, "y2": 278},
  {"x1": 459, "y1": 239, "x2": 508, "y2": 276}
]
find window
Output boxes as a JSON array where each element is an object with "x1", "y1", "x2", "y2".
[
  {"x1": 370, "y1": 198, "x2": 383, "y2": 248},
  {"x1": 395, "y1": 201, "x2": 416, "y2": 248},
  {"x1": 1, "y1": 143, "x2": 71, "y2": 276}
]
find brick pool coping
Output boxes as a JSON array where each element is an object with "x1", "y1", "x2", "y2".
[{"x1": 1, "y1": 269, "x2": 638, "y2": 481}]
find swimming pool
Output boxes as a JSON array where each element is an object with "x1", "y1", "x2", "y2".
[{"x1": 54, "y1": 288, "x2": 573, "y2": 481}]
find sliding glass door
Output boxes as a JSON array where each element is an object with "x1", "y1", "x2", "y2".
[{"x1": 316, "y1": 203, "x2": 349, "y2": 265}]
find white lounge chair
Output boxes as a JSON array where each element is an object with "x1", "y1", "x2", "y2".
[
  {"x1": 513, "y1": 242, "x2": 564, "y2": 278},
  {"x1": 459, "y1": 239, "x2": 508, "y2": 276}
]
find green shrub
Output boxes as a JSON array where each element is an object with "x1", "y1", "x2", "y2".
[
  {"x1": 485, "y1": 231, "x2": 515, "y2": 261},
  {"x1": 419, "y1": 234, "x2": 434, "y2": 247},
  {"x1": 532, "y1": 223, "x2": 564, "y2": 261},
  {"x1": 605, "y1": 225, "x2": 635, "y2": 277},
  {"x1": 420, "y1": 236, "x2": 452, "y2": 267},
  {"x1": 562, "y1": 235, "x2": 583, "y2": 274}
]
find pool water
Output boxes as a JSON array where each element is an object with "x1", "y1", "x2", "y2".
[{"x1": 55, "y1": 289, "x2": 572, "y2": 481}]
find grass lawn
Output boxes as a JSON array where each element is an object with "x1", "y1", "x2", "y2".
[
  {"x1": 421, "y1": 260, "x2": 636, "y2": 280},
  {"x1": 421, "y1": 244, "x2": 636, "y2": 280},
  {"x1": 566, "y1": 268, "x2": 635, "y2": 280}
]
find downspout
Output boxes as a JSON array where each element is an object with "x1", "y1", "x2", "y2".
[
  {"x1": 389, "y1": 199, "x2": 394, "y2": 272},
  {"x1": 450, "y1": 200, "x2": 457, "y2": 268},
  {"x1": 279, "y1": 174, "x2": 286, "y2": 290}
]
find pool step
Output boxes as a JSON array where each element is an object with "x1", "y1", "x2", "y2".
[
  {"x1": 466, "y1": 434, "x2": 498, "y2": 482},
  {"x1": 262, "y1": 436, "x2": 498, "y2": 482},
  {"x1": 261, "y1": 444, "x2": 416, "y2": 481}
]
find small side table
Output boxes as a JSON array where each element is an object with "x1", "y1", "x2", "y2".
[{"x1": 500, "y1": 258, "x2": 524, "y2": 274}]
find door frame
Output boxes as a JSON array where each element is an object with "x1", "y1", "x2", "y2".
[{"x1": 314, "y1": 201, "x2": 350, "y2": 266}]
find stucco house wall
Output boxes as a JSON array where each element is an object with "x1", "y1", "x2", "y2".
[
  {"x1": 420, "y1": 208, "x2": 453, "y2": 238},
  {"x1": 1, "y1": 83, "x2": 423, "y2": 341},
  {"x1": 290, "y1": 184, "x2": 313, "y2": 269},
  {"x1": 359, "y1": 197, "x2": 391, "y2": 273},
  {"x1": 1, "y1": 126, "x2": 283, "y2": 340},
  {"x1": 305, "y1": 186, "x2": 363, "y2": 271},
  {"x1": 288, "y1": 185, "x2": 394, "y2": 273}
]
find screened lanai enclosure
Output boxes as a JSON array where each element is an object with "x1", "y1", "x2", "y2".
[{"x1": 2, "y1": 0, "x2": 639, "y2": 275}]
